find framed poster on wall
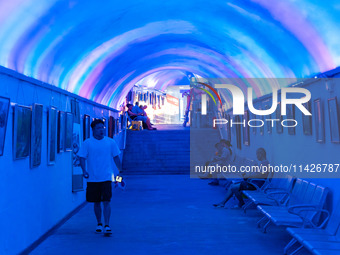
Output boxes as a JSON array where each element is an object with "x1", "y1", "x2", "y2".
[
  {"x1": 71, "y1": 99, "x2": 80, "y2": 124},
  {"x1": 252, "y1": 113, "x2": 257, "y2": 135},
  {"x1": 120, "y1": 114, "x2": 124, "y2": 130},
  {"x1": 118, "y1": 117, "x2": 122, "y2": 133},
  {"x1": 83, "y1": 114, "x2": 91, "y2": 141},
  {"x1": 72, "y1": 121, "x2": 83, "y2": 192},
  {"x1": 276, "y1": 102, "x2": 283, "y2": 134},
  {"x1": 127, "y1": 91, "x2": 132, "y2": 102},
  {"x1": 328, "y1": 97, "x2": 340, "y2": 143},
  {"x1": 260, "y1": 115, "x2": 264, "y2": 136},
  {"x1": 108, "y1": 116, "x2": 114, "y2": 138},
  {"x1": 0, "y1": 96, "x2": 10, "y2": 156},
  {"x1": 13, "y1": 104, "x2": 31, "y2": 160},
  {"x1": 115, "y1": 118, "x2": 119, "y2": 134},
  {"x1": 302, "y1": 101, "x2": 312, "y2": 136},
  {"x1": 235, "y1": 115, "x2": 242, "y2": 150},
  {"x1": 264, "y1": 105, "x2": 272, "y2": 134},
  {"x1": 286, "y1": 104, "x2": 295, "y2": 135},
  {"x1": 65, "y1": 112, "x2": 73, "y2": 151},
  {"x1": 58, "y1": 111, "x2": 65, "y2": 153},
  {"x1": 30, "y1": 104, "x2": 43, "y2": 168},
  {"x1": 47, "y1": 106, "x2": 57, "y2": 165},
  {"x1": 226, "y1": 114, "x2": 231, "y2": 142},
  {"x1": 314, "y1": 98, "x2": 325, "y2": 143},
  {"x1": 243, "y1": 110, "x2": 250, "y2": 146}
]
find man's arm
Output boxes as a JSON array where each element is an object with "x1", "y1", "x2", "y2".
[
  {"x1": 129, "y1": 109, "x2": 143, "y2": 116},
  {"x1": 211, "y1": 149, "x2": 230, "y2": 163},
  {"x1": 113, "y1": 155, "x2": 122, "y2": 173},
  {"x1": 242, "y1": 162, "x2": 267, "y2": 179},
  {"x1": 128, "y1": 110, "x2": 139, "y2": 116},
  {"x1": 79, "y1": 157, "x2": 89, "y2": 178}
]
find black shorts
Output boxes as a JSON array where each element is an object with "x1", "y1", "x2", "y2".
[
  {"x1": 239, "y1": 180, "x2": 257, "y2": 191},
  {"x1": 86, "y1": 181, "x2": 112, "y2": 202}
]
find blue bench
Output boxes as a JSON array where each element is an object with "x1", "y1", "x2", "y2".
[
  {"x1": 256, "y1": 179, "x2": 328, "y2": 233},
  {"x1": 242, "y1": 173, "x2": 295, "y2": 213},
  {"x1": 285, "y1": 200, "x2": 340, "y2": 255}
]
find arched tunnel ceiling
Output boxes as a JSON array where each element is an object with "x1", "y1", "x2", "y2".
[
  {"x1": 0, "y1": 0, "x2": 340, "y2": 108},
  {"x1": 136, "y1": 70, "x2": 191, "y2": 90}
]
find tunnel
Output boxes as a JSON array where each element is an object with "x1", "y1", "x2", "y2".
[{"x1": 1, "y1": 1, "x2": 340, "y2": 254}]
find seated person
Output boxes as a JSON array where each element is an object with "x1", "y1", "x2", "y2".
[
  {"x1": 139, "y1": 105, "x2": 154, "y2": 129},
  {"x1": 126, "y1": 104, "x2": 156, "y2": 130},
  {"x1": 139, "y1": 105, "x2": 148, "y2": 116},
  {"x1": 132, "y1": 102, "x2": 143, "y2": 115},
  {"x1": 137, "y1": 104, "x2": 147, "y2": 129},
  {"x1": 220, "y1": 139, "x2": 235, "y2": 161},
  {"x1": 208, "y1": 140, "x2": 233, "y2": 186},
  {"x1": 213, "y1": 148, "x2": 269, "y2": 208}
]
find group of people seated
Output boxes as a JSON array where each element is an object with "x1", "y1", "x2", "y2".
[
  {"x1": 206, "y1": 139, "x2": 269, "y2": 209},
  {"x1": 126, "y1": 102, "x2": 156, "y2": 130}
]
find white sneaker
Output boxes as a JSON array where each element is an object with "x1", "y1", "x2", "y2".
[
  {"x1": 104, "y1": 225, "x2": 112, "y2": 235},
  {"x1": 95, "y1": 224, "x2": 103, "y2": 233}
]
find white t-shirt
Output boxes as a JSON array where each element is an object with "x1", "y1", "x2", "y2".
[{"x1": 78, "y1": 136, "x2": 121, "y2": 182}]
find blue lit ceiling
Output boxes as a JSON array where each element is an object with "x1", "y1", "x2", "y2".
[{"x1": 0, "y1": 0, "x2": 339, "y2": 108}]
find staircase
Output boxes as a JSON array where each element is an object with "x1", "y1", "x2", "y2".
[
  {"x1": 122, "y1": 127, "x2": 190, "y2": 175},
  {"x1": 122, "y1": 125, "x2": 221, "y2": 175}
]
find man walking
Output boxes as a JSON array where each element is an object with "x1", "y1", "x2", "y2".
[{"x1": 78, "y1": 119, "x2": 122, "y2": 235}]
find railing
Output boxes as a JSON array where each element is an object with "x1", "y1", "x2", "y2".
[{"x1": 121, "y1": 112, "x2": 128, "y2": 150}]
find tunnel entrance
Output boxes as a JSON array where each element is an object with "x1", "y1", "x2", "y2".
[{"x1": 127, "y1": 85, "x2": 189, "y2": 125}]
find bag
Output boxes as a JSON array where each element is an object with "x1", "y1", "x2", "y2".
[{"x1": 131, "y1": 121, "x2": 142, "y2": 131}]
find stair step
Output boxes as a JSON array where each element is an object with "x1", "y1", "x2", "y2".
[{"x1": 123, "y1": 127, "x2": 220, "y2": 175}]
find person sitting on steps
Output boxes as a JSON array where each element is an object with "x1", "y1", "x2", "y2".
[{"x1": 126, "y1": 104, "x2": 156, "y2": 130}]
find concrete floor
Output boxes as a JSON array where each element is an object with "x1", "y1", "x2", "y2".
[{"x1": 30, "y1": 175, "x2": 309, "y2": 255}]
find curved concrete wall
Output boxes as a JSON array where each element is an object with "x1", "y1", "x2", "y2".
[
  {"x1": 0, "y1": 67, "x2": 121, "y2": 254},
  {"x1": 220, "y1": 77, "x2": 340, "y2": 212}
]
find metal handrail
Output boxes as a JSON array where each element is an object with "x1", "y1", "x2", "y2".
[{"x1": 122, "y1": 112, "x2": 128, "y2": 150}]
